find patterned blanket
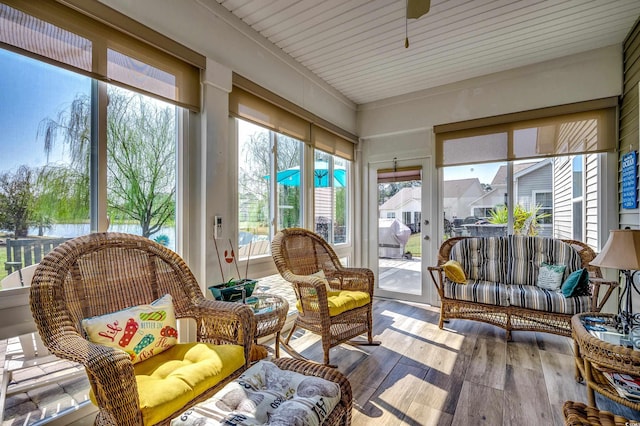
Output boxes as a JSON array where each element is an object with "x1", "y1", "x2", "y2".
[{"x1": 171, "y1": 361, "x2": 341, "y2": 426}]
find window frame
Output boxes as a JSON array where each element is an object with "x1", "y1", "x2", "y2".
[{"x1": 572, "y1": 155, "x2": 585, "y2": 241}]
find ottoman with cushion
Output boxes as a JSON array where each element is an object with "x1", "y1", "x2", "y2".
[{"x1": 172, "y1": 358, "x2": 352, "y2": 425}]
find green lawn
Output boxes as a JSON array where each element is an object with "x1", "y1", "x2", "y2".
[
  {"x1": 0, "y1": 247, "x2": 8, "y2": 285},
  {"x1": 404, "y1": 233, "x2": 421, "y2": 257}
]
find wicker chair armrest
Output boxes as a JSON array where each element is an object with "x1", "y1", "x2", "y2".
[
  {"x1": 51, "y1": 334, "x2": 140, "y2": 424},
  {"x1": 329, "y1": 267, "x2": 374, "y2": 294},
  {"x1": 427, "y1": 266, "x2": 446, "y2": 298},
  {"x1": 589, "y1": 277, "x2": 619, "y2": 286},
  {"x1": 588, "y1": 277, "x2": 619, "y2": 312},
  {"x1": 195, "y1": 299, "x2": 255, "y2": 367},
  {"x1": 272, "y1": 358, "x2": 352, "y2": 422}
]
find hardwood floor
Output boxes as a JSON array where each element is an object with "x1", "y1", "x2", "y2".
[
  {"x1": 281, "y1": 298, "x2": 640, "y2": 425},
  {"x1": 5, "y1": 296, "x2": 639, "y2": 425}
]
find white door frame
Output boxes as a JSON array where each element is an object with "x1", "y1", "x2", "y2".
[{"x1": 367, "y1": 156, "x2": 438, "y2": 305}]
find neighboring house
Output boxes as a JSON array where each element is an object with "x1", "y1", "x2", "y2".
[
  {"x1": 442, "y1": 178, "x2": 485, "y2": 221},
  {"x1": 378, "y1": 187, "x2": 422, "y2": 232},
  {"x1": 514, "y1": 160, "x2": 553, "y2": 237},
  {"x1": 551, "y1": 135, "x2": 600, "y2": 250},
  {"x1": 469, "y1": 160, "x2": 553, "y2": 237},
  {"x1": 551, "y1": 117, "x2": 602, "y2": 251}
]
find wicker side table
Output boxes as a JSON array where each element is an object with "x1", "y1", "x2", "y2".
[
  {"x1": 249, "y1": 293, "x2": 289, "y2": 357},
  {"x1": 562, "y1": 400, "x2": 634, "y2": 426},
  {"x1": 571, "y1": 313, "x2": 640, "y2": 411}
]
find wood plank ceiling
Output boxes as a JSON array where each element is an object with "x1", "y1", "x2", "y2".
[{"x1": 212, "y1": 0, "x2": 640, "y2": 105}]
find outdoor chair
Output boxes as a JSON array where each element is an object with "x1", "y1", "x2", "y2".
[
  {"x1": 0, "y1": 264, "x2": 90, "y2": 423},
  {"x1": 271, "y1": 227, "x2": 379, "y2": 366},
  {"x1": 29, "y1": 232, "x2": 255, "y2": 426}
]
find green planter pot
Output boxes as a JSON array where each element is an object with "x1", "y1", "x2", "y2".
[{"x1": 208, "y1": 279, "x2": 257, "y2": 302}]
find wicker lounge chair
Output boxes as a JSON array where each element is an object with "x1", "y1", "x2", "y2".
[
  {"x1": 29, "y1": 232, "x2": 255, "y2": 426},
  {"x1": 271, "y1": 228, "x2": 379, "y2": 366}
]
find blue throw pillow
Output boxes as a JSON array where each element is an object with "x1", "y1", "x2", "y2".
[{"x1": 561, "y1": 268, "x2": 589, "y2": 297}]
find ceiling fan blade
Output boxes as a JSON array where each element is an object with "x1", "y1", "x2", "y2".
[{"x1": 406, "y1": 0, "x2": 431, "y2": 19}]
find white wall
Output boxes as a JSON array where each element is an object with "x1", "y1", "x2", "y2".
[
  {"x1": 358, "y1": 46, "x2": 622, "y2": 138},
  {"x1": 99, "y1": 0, "x2": 357, "y2": 134}
]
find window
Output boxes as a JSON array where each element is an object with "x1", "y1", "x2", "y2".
[
  {"x1": 237, "y1": 118, "x2": 304, "y2": 258},
  {"x1": 231, "y1": 77, "x2": 356, "y2": 253},
  {"x1": 572, "y1": 156, "x2": 584, "y2": 241},
  {"x1": 0, "y1": 48, "x2": 181, "y2": 258},
  {"x1": 0, "y1": 0, "x2": 198, "y2": 267},
  {"x1": 106, "y1": 86, "x2": 178, "y2": 246},
  {"x1": 443, "y1": 161, "x2": 506, "y2": 238},
  {"x1": 314, "y1": 151, "x2": 349, "y2": 244},
  {"x1": 436, "y1": 99, "x2": 616, "y2": 245},
  {"x1": 473, "y1": 207, "x2": 494, "y2": 218},
  {"x1": 238, "y1": 120, "x2": 270, "y2": 253},
  {"x1": 277, "y1": 135, "x2": 303, "y2": 230},
  {"x1": 0, "y1": 49, "x2": 91, "y2": 277},
  {"x1": 534, "y1": 191, "x2": 553, "y2": 225}
]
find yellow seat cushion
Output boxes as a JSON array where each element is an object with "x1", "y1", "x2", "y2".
[
  {"x1": 90, "y1": 342, "x2": 245, "y2": 426},
  {"x1": 296, "y1": 290, "x2": 371, "y2": 317}
]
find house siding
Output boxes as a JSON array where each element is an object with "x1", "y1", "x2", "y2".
[
  {"x1": 585, "y1": 153, "x2": 599, "y2": 249},
  {"x1": 515, "y1": 163, "x2": 552, "y2": 209},
  {"x1": 553, "y1": 158, "x2": 573, "y2": 240},
  {"x1": 620, "y1": 17, "x2": 640, "y2": 229}
]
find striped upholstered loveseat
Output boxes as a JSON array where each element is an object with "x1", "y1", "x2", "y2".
[{"x1": 428, "y1": 236, "x2": 617, "y2": 340}]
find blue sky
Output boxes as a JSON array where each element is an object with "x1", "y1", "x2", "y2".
[
  {"x1": 0, "y1": 48, "x2": 88, "y2": 172},
  {"x1": 444, "y1": 163, "x2": 499, "y2": 185}
]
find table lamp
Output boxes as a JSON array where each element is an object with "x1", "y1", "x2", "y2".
[{"x1": 590, "y1": 229, "x2": 640, "y2": 334}]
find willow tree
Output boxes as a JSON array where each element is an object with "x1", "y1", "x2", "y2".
[{"x1": 38, "y1": 86, "x2": 176, "y2": 238}]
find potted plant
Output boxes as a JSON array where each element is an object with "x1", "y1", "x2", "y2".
[
  {"x1": 208, "y1": 278, "x2": 257, "y2": 302},
  {"x1": 209, "y1": 238, "x2": 257, "y2": 302}
]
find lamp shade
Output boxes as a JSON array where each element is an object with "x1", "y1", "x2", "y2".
[{"x1": 590, "y1": 229, "x2": 640, "y2": 271}]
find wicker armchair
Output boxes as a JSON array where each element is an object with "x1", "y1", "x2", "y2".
[
  {"x1": 29, "y1": 233, "x2": 255, "y2": 426},
  {"x1": 271, "y1": 228, "x2": 379, "y2": 366}
]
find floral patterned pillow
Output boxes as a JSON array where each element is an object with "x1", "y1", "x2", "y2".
[
  {"x1": 81, "y1": 294, "x2": 178, "y2": 364},
  {"x1": 537, "y1": 263, "x2": 566, "y2": 291}
]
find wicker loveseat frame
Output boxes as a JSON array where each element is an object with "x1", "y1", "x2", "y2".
[
  {"x1": 29, "y1": 233, "x2": 255, "y2": 426},
  {"x1": 428, "y1": 236, "x2": 617, "y2": 340}
]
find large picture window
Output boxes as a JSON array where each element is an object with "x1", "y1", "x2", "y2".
[
  {"x1": 230, "y1": 76, "x2": 356, "y2": 257},
  {"x1": 437, "y1": 99, "x2": 616, "y2": 248},
  {"x1": 237, "y1": 118, "x2": 351, "y2": 258},
  {"x1": 0, "y1": 0, "x2": 197, "y2": 279},
  {"x1": 0, "y1": 48, "x2": 180, "y2": 264},
  {"x1": 314, "y1": 151, "x2": 349, "y2": 244},
  {"x1": 237, "y1": 118, "x2": 304, "y2": 258}
]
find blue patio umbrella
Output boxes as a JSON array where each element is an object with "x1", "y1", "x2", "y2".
[{"x1": 266, "y1": 161, "x2": 346, "y2": 187}]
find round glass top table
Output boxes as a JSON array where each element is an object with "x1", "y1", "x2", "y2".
[
  {"x1": 571, "y1": 312, "x2": 640, "y2": 411},
  {"x1": 245, "y1": 293, "x2": 289, "y2": 357}
]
